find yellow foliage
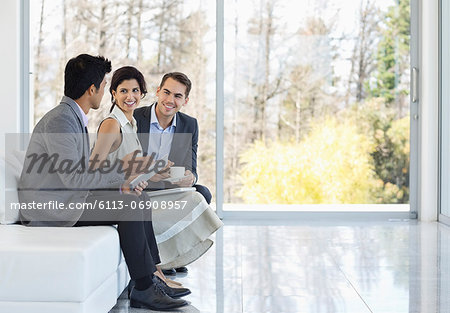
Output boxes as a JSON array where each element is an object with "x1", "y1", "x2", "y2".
[
  {"x1": 388, "y1": 115, "x2": 410, "y2": 156},
  {"x1": 238, "y1": 118, "x2": 377, "y2": 204}
]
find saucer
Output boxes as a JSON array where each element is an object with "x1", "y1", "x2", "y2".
[{"x1": 163, "y1": 176, "x2": 185, "y2": 183}]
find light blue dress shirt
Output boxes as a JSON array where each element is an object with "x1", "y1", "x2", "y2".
[
  {"x1": 75, "y1": 101, "x2": 89, "y2": 127},
  {"x1": 148, "y1": 104, "x2": 176, "y2": 159}
]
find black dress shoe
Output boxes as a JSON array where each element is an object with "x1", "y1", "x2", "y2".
[
  {"x1": 129, "y1": 283, "x2": 187, "y2": 311},
  {"x1": 128, "y1": 277, "x2": 191, "y2": 299},
  {"x1": 175, "y1": 266, "x2": 188, "y2": 273},
  {"x1": 153, "y1": 275, "x2": 191, "y2": 298},
  {"x1": 162, "y1": 268, "x2": 176, "y2": 276}
]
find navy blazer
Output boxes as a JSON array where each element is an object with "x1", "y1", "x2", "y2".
[{"x1": 134, "y1": 103, "x2": 199, "y2": 183}]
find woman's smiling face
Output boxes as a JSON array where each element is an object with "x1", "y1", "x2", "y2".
[{"x1": 112, "y1": 79, "x2": 141, "y2": 114}]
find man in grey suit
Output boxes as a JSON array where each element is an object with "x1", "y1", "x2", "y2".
[{"x1": 18, "y1": 54, "x2": 188, "y2": 310}]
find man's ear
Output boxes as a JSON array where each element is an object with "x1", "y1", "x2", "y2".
[
  {"x1": 183, "y1": 97, "x2": 189, "y2": 107},
  {"x1": 88, "y1": 84, "x2": 96, "y2": 96}
]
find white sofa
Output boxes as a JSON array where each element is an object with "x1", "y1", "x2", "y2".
[{"x1": 0, "y1": 152, "x2": 128, "y2": 313}]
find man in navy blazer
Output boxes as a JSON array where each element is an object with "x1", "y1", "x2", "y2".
[{"x1": 134, "y1": 72, "x2": 212, "y2": 204}]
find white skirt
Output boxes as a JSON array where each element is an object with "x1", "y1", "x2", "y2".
[{"x1": 149, "y1": 190, "x2": 223, "y2": 269}]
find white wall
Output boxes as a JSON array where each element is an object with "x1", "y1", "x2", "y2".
[
  {"x1": 0, "y1": 0, "x2": 20, "y2": 212},
  {"x1": 0, "y1": 0, "x2": 20, "y2": 158},
  {"x1": 419, "y1": 0, "x2": 439, "y2": 221}
]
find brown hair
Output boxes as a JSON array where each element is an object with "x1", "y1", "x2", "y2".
[{"x1": 159, "y1": 72, "x2": 192, "y2": 98}]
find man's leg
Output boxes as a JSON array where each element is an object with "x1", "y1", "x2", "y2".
[
  {"x1": 194, "y1": 184, "x2": 212, "y2": 204},
  {"x1": 139, "y1": 192, "x2": 162, "y2": 265},
  {"x1": 78, "y1": 193, "x2": 187, "y2": 310},
  {"x1": 144, "y1": 220, "x2": 161, "y2": 265}
]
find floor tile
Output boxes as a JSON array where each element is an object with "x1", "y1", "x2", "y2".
[{"x1": 110, "y1": 220, "x2": 450, "y2": 313}]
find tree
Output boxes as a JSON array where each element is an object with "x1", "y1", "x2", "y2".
[
  {"x1": 151, "y1": 0, "x2": 183, "y2": 74},
  {"x1": 172, "y1": 9, "x2": 216, "y2": 196},
  {"x1": 346, "y1": 0, "x2": 380, "y2": 104},
  {"x1": 279, "y1": 16, "x2": 336, "y2": 143},
  {"x1": 125, "y1": 0, "x2": 135, "y2": 59},
  {"x1": 136, "y1": 0, "x2": 144, "y2": 64},
  {"x1": 279, "y1": 64, "x2": 326, "y2": 143},
  {"x1": 33, "y1": 0, "x2": 45, "y2": 122},
  {"x1": 348, "y1": 98, "x2": 409, "y2": 203},
  {"x1": 369, "y1": 0, "x2": 410, "y2": 117},
  {"x1": 246, "y1": 0, "x2": 282, "y2": 141},
  {"x1": 224, "y1": 0, "x2": 244, "y2": 201}
]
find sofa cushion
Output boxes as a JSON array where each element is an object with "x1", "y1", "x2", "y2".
[
  {"x1": 1, "y1": 150, "x2": 25, "y2": 224},
  {"x1": 0, "y1": 224, "x2": 123, "y2": 302},
  {"x1": 0, "y1": 157, "x2": 5, "y2": 224}
]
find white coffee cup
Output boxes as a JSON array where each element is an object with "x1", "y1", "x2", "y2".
[{"x1": 169, "y1": 166, "x2": 185, "y2": 179}]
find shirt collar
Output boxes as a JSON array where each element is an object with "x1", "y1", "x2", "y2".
[
  {"x1": 112, "y1": 105, "x2": 136, "y2": 128},
  {"x1": 74, "y1": 100, "x2": 89, "y2": 127},
  {"x1": 151, "y1": 103, "x2": 177, "y2": 128}
]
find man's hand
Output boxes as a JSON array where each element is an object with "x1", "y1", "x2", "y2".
[
  {"x1": 149, "y1": 160, "x2": 174, "y2": 182},
  {"x1": 175, "y1": 169, "x2": 195, "y2": 187}
]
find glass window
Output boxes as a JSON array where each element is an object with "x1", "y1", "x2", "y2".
[
  {"x1": 30, "y1": 0, "x2": 216, "y2": 197},
  {"x1": 223, "y1": 0, "x2": 411, "y2": 211},
  {"x1": 30, "y1": 0, "x2": 413, "y2": 211}
]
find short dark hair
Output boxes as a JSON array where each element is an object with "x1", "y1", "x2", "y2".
[
  {"x1": 159, "y1": 72, "x2": 192, "y2": 98},
  {"x1": 64, "y1": 54, "x2": 112, "y2": 100},
  {"x1": 109, "y1": 66, "x2": 147, "y2": 112}
]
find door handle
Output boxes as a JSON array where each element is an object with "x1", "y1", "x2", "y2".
[{"x1": 412, "y1": 67, "x2": 418, "y2": 103}]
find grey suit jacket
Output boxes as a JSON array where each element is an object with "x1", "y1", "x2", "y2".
[{"x1": 18, "y1": 96, "x2": 124, "y2": 226}]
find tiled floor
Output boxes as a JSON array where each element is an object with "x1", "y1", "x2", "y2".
[{"x1": 109, "y1": 219, "x2": 450, "y2": 313}]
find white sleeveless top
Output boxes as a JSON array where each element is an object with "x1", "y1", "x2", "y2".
[{"x1": 100, "y1": 105, "x2": 143, "y2": 161}]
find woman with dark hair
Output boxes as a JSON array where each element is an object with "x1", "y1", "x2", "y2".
[
  {"x1": 89, "y1": 66, "x2": 189, "y2": 295},
  {"x1": 91, "y1": 66, "x2": 148, "y2": 163}
]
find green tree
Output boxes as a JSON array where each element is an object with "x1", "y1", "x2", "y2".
[
  {"x1": 349, "y1": 98, "x2": 409, "y2": 203},
  {"x1": 371, "y1": 115, "x2": 409, "y2": 203},
  {"x1": 369, "y1": 0, "x2": 410, "y2": 116}
]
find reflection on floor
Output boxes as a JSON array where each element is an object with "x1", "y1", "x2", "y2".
[{"x1": 110, "y1": 219, "x2": 450, "y2": 313}]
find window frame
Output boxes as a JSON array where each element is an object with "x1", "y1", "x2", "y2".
[
  {"x1": 22, "y1": 0, "x2": 419, "y2": 220},
  {"x1": 439, "y1": 0, "x2": 450, "y2": 225}
]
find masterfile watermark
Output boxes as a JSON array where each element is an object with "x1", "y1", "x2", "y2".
[
  {"x1": 24, "y1": 150, "x2": 166, "y2": 180},
  {"x1": 3, "y1": 132, "x2": 194, "y2": 222},
  {"x1": 9, "y1": 200, "x2": 187, "y2": 211}
]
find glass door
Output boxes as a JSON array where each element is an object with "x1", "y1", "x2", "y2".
[{"x1": 222, "y1": 0, "x2": 414, "y2": 214}]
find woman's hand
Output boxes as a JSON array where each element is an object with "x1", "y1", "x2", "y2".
[
  {"x1": 132, "y1": 180, "x2": 148, "y2": 196},
  {"x1": 121, "y1": 151, "x2": 154, "y2": 177},
  {"x1": 121, "y1": 177, "x2": 148, "y2": 196}
]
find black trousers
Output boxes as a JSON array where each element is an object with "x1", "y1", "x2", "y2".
[
  {"x1": 194, "y1": 184, "x2": 212, "y2": 204},
  {"x1": 74, "y1": 191, "x2": 160, "y2": 280}
]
